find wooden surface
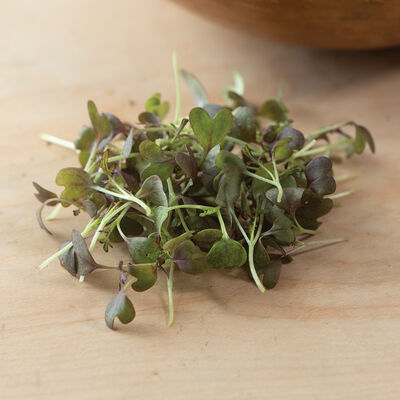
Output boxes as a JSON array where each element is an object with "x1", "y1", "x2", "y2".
[
  {"x1": 171, "y1": 0, "x2": 400, "y2": 49},
  {"x1": 1, "y1": 1, "x2": 400, "y2": 399}
]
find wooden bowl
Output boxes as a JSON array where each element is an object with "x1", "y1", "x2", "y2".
[{"x1": 170, "y1": 0, "x2": 400, "y2": 49}]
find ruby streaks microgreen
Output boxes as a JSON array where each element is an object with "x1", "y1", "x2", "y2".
[{"x1": 34, "y1": 54, "x2": 375, "y2": 329}]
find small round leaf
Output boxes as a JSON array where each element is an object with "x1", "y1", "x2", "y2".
[
  {"x1": 105, "y1": 291, "x2": 135, "y2": 329},
  {"x1": 206, "y1": 239, "x2": 247, "y2": 269}
]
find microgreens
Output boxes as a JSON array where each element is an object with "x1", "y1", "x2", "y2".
[{"x1": 34, "y1": 54, "x2": 375, "y2": 329}]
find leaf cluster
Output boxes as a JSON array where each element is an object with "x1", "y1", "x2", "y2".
[{"x1": 34, "y1": 65, "x2": 375, "y2": 329}]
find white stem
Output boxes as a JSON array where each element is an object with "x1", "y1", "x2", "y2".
[
  {"x1": 327, "y1": 190, "x2": 355, "y2": 200},
  {"x1": 40, "y1": 134, "x2": 76, "y2": 150},
  {"x1": 172, "y1": 52, "x2": 181, "y2": 124},
  {"x1": 90, "y1": 186, "x2": 151, "y2": 215},
  {"x1": 308, "y1": 122, "x2": 350, "y2": 139},
  {"x1": 39, "y1": 218, "x2": 99, "y2": 270},
  {"x1": 167, "y1": 264, "x2": 175, "y2": 326},
  {"x1": 45, "y1": 203, "x2": 62, "y2": 221},
  {"x1": 292, "y1": 139, "x2": 317, "y2": 159},
  {"x1": 89, "y1": 202, "x2": 131, "y2": 252},
  {"x1": 298, "y1": 139, "x2": 353, "y2": 158},
  {"x1": 335, "y1": 173, "x2": 357, "y2": 183}
]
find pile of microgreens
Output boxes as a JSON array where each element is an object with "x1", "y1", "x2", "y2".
[{"x1": 34, "y1": 54, "x2": 374, "y2": 329}]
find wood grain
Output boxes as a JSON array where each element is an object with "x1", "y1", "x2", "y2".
[
  {"x1": 1, "y1": 1, "x2": 400, "y2": 399},
  {"x1": 170, "y1": 0, "x2": 400, "y2": 49}
]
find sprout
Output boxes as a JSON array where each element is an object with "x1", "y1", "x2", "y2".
[{"x1": 35, "y1": 54, "x2": 374, "y2": 329}]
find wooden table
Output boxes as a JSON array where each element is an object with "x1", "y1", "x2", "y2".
[{"x1": 1, "y1": 1, "x2": 399, "y2": 399}]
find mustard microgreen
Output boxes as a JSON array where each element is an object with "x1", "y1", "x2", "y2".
[{"x1": 34, "y1": 54, "x2": 375, "y2": 329}]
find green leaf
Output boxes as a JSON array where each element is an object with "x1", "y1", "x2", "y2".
[
  {"x1": 186, "y1": 215, "x2": 209, "y2": 232},
  {"x1": 203, "y1": 145, "x2": 220, "y2": 170},
  {"x1": 309, "y1": 176, "x2": 336, "y2": 196},
  {"x1": 263, "y1": 258, "x2": 282, "y2": 289},
  {"x1": 155, "y1": 101, "x2": 170, "y2": 122},
  {"x1": 105, "y1": 291, "x2": 135, "y2": 329},
  {"x1": 87, "y1": 100, "x2": 100, "y2": 129},
  {"x1": 253, "y1": 240, "x2": 270, "y2": 273},
  {"x1": 189, "y1": 107, "x2": 233, "y2": 155},
  {"x1": 145, "y1": 93, "x2": 169, "y2": 121},
  {"x1": 271, "y1": 217, "x2": 294, "y2": 244},
  {"x1": 273, "y1": 137, "x2": 292, "y2": 147},
  {"x1": 203, "y1": 103, "x2": 226, "y2": 118},
  {"x1": 227, "y1": 91, "x2": 252, "y2": 109},
  {"x1": 280, "y1": 175, "x2": 297, "y2": 188},
  {"x1": 266, "y1": 187, "x2": 305, "y2": 218},
  {"x1": 189, "y1": 107, "x2": 212, "y2": 149},
  {"x1": 74, "y1": 126, "x2": 95, "y2": 151},
  {"x1": 175, "y1": 145, "x2": 198, "y2": 180},
  {"x1": 305, "y1": 157, "x2": 332, "y2": 181},
  {"x1": 257, "y1": 229, "x2": 285, "y2": 277},
  {"x1": 262, "y1": 214, "x2": 295, "y2": 244},
  {"x1": 216, "y1": 166, "x2": 242, "y2": 208},
  {"x1": 122, "y1": 128, "x2": 134, "y2": 159},
  {"x1": 276, "y1": 126, "x2": 305, "y2": 150},
  {"x1": 128, "y1": 264, "x2": 157, "y2": 292},
  {"x1": 127, "y1": 214, "x2": 156, "y2": 233},
  {"x1": 206, "y1": 239, "x2": 247, "y2": 269},
  {"x1": 352, "y1": 123, "x2": 376, "y2": 155},
  {"x1": 212, "y1": 109, "x2": 234, "y2": 146},
  {"x1": 305, "y1": 157, "x2": 336, "y2": 196},
  {"x1": 230, "y1": 106, "x2": 256, "y2": 142},
  {"x1": 172, "y1": 240, "x2": 208, "y2": 274},
  {"x1": 153, "y1": 206, "x2": 169, "y2": 235},
  {"x1": 139, "y1": 141, "x2": 175, "y2": 182},
  {"x1": 89, "y1": 192, "x2": 106, "y2": 212},
  {"x1": 259, "y1": 99, "x2": 288, "y2": 122},
  {"x1": 32, "y1": 182, "x2": 58, "y2": 205},
  {"x1": 142, "y1": 163, "x2": 174, "y2": 182},
  {"x1": 82, "y1": 199, "x2": 98, "y2": 218},
  {"x1": 136, "y1": 175, "x2": 168, "y2": 207},
  {"x1": 241, "y1": 187, "x2": 250, "y2": 215},
  {"x1": 355, "y1": 124, "x2": 375, "y2": 153},
  {"x1": 106, "y1": 113, "x2": 126, "y2": 135},
  {"x1": 192, "y1": 229, "x2": 223, "y2": 251},
  {"x1": 109, "y1": 213, "x2": 144, "y2": 243},
  {"x1": 215, "y1": 150, "x2": 246, "y2": 172},
  {"x1": 223, "y1": 71, "x2": 245, "y2": 105},
  {"x1": 295, "y1": 191, "x2": 334, "y2": 230},
  {"x1": 354, "y1": 128, "x2": 366, "y2": 154},
  {"x1": 87, "y1": 100, "x2": 111, "y2": 139},
  {"x1": 231, "y1": 71, "x2": 245, "y2": 94},
  {"x1": 78, "y1": 150, "x2": 90, "y2": 167},
  {"x1": 70, "y1": 229, "x2": 98, "y2": 276},
  {"x1": 139, "y1": 141, "x2": 164, "y2": 162},
  {"x1": 55, "y1": 168, "x2": 94, "y2": 207},
  {"x1": 163, "y1": 231, "x2": 194, "y2": 256},
  {"x1": 181, "y1": 69, "x2": 208, "y2": 107},
  {"x1": 273, "y1": 143, "x2": 293, "y2": 160},
  {"x1": 125, "y1": 237, "x2": 160, "y2": 264},
  {"x1": 299, "y1": 194, "x2": 333, "y2": 218},
  {"x1": 250, "y1": 165, "x2": 274, "y2": 200},
  {"x1": 59, "y1": 242, "x2": 77, "y2": 276},
  {"x1": 138, "y1": 111, "x2": 160, "y2": 125},
  {"x1": 263, "y1": 124, "x2": 284, "y2": 143}
]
